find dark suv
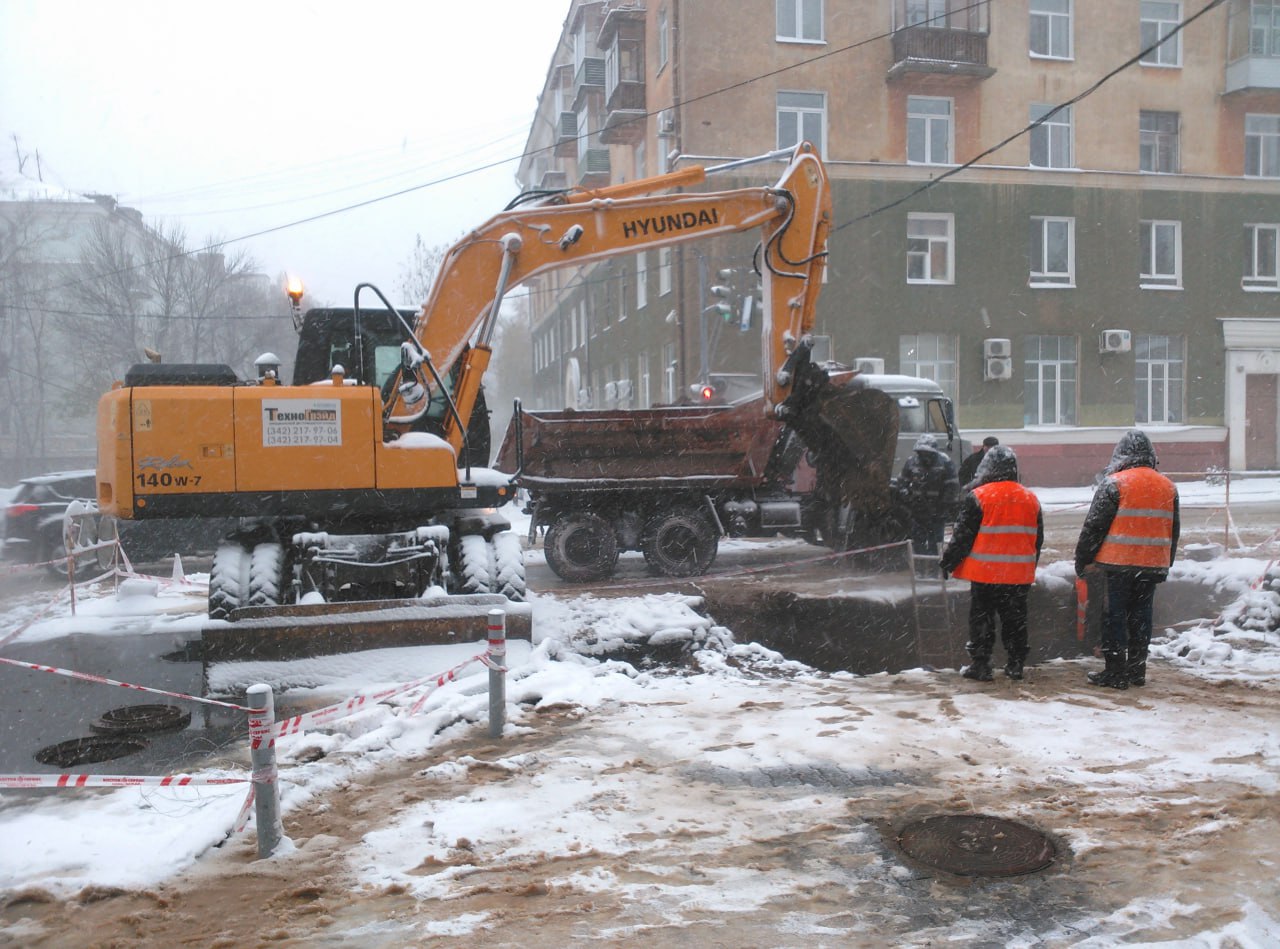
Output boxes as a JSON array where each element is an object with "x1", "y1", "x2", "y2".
[{"x1": 3, "y1": 469, "x2": 233, "y2": 574}]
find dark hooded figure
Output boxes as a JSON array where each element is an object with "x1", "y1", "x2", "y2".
[
  {"x1": 1075, "y1": 430, "x2": 1180, "y2": 690},
  {"x1": 959, "y1": 435, "x2": 1000, "y2": 490},
  {"x1": 940, "y1": 446, "x2": 1043, "y2": 681},
  {"x1": 898, "y1": 433, "x2": 960, "y2": 555}
]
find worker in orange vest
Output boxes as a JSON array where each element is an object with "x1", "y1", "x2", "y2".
[
  {"x1": 940, "y1": 446, "x2": 1043, "y2": 682},
  {"x1": 1075, "y1": 430, "x2": 1180, "y2": 690}
]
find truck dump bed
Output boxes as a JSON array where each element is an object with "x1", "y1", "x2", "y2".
[{"x1": 494, "y1": 399, "x2": 783, "y2": 491}]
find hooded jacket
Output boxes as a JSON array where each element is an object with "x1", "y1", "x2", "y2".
[
  {"x1": 941, "y1": 446, "x2": 1044, "y2": 584},
  {"x1": 898, "y1": 434, "x2": 960, "y2": 514},
  {"x1": 1074, "y1": 430, "x2": 1180, "y2": 581}
]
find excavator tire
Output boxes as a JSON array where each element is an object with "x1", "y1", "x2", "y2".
[
  {"x1": 247, "y1": 541, "x2": 286, "y2": 608},
  {"x1": 544, "y1": 512, "x2": 618, "y2": 583},
  {"x1": 208, "y1": 540, "x2": 250, "y2": 621},
  {"x1": 491, "y1": 531, "x2": 527, "y2": 602},
  {"x1": 641, "y1": 508, "x2": 718, "y2": 577},
  {"x1": 452, "y1": 534, "x2": 495, "y2": 595}
]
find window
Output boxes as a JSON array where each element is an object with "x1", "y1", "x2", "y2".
[
  {"x1": 638, "y1": 352, "x2": 651, "y2": 408},
  {"x1": 1136, "y1": 335, "x2": 1184, "y2": 424},
  {"x1": 906, "y1": 0, "x2": 946, "y2": 26},
  {"x1": 636, "y1": 251, "x2": 648, "y2": 308},
  {"x1": 658, "y1": 246, "x2": 673, "y2": 296},
  {"x1": 1024, "y1": 335, "x2": 1077, "y2": 426},
  {"x1": 1140, "y1": 111, "x2": 1180, "y2": 173},
  {"x1": 1140, "y1": 1, "x2": 1182, "y2": 66},
  {"x1": 777, "y1": 90, "x2": 826, "y2": 156},
  {"x1": 1030, "y1": 104, "x2": 1073, "y2": 168},
  {"x1": 657, "y1": 7, "x2": 669, "y2": 70},
  {"x1": 1030, "y1": 0, "x2": 1072, "y2": 59},
  {"x1": 777, "y1": 0, "x2": 823, "y2": 42},
  {"x1": 907, "y1": 213, "x2": 955, "y2": 284},
  {"x1": 1245, "y1": 114, "x2": 1280, "y2": 178},
  {"x1": 907, "y1": 96, "x2": 953, "y2": 165},
  {"x1": 662, "y1": 341, "x2": 677, "y2": 404},
  {"x1": 1141, "y1": 220, "x2": 1182, "y2": 288},
  {"x1": 1250, "y1": 0, "x2": 1280, "y2": 56},
  {"x1": 1244, "y1": 223, "x2": 1280, "y2": 290},
  {"x1": 899, "y1": 333, "x2": 958, "y2": 401},
  {"x1": 1030, "y1": 216, "x2": 1075, "y2": 286}
]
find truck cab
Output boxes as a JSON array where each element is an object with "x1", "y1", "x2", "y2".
[{"x1": 856, "y1": 374, "x2": 968, "y2": 473}]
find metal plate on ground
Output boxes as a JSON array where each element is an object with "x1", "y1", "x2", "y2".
[
  {"x1": 896, "y1": 814, "x2": 1057, "y2": 877},
  {"x1": 34, "y1": 736, "x2": 150, "y2": 767},
  {"x1": 91, "y1": 704, "x2": 192, "y2": 735}
]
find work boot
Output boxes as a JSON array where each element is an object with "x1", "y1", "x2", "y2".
[
  {"x1": 1087, "y1": 651, "x2": 1129, "y2": 690},
  {"x1": 1003, "y1": 658, "x2": 1025, "y2": 681},
  {"x1": 962, "y1": 659, "x2": 993, "y2": 682},
  {"x1": 1126, "y1": 651, "x2": 1148, "y2": 687}
]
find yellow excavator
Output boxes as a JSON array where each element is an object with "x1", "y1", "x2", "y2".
[{"x1": 95, "y1": 142, "x2": 891, "y2": 635}]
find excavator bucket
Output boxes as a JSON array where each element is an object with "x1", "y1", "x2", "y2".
[{"x1": 201, "y1": 595, "x2": 533, "y2": 666}]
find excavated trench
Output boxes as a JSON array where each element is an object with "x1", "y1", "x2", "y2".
[{"x1": 692, "y1": 565, "x2": 1234, "y2": 674}]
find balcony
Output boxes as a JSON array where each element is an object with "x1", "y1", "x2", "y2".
[
  {"x1": 539, "y1": 168, "x2": 569, "y2": 190},
  {"x1": 887, "y1": 27, "x2": 995, "y2": 82},
  {"x1": 1225, "y1": 55, "x2": 1280, "y2": 94},
  {"x1": 601, "y1": 80, "x2": 646, "y2": 144},
  {"x1": 577, "y1": 147, "x2": 611, "y2": 189},
  {"x1": 575, "y1": 56, "x2": 606, "y2": 93},
  {"x1": 555, "y1": 111, "x2": 578, "y2": 158}
]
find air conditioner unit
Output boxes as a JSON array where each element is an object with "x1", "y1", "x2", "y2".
[
  {"x1": 985, "y1": 356, "x2": 1013, "y2": 381},
  {"x1": 1100, "y1": 329, "x2": 1132, "y2": 353},
  {"x1": 658, "y1": 108, "x2": 676, "y2": 135},
  {"x1": 983, "y1": 338, "x2": 1012, "y2": 358},
  {"x1": 854, "y1": 357, "x2": 885, "y2": 375}
]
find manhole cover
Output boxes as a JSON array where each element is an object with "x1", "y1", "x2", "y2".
[
  {"x1": 34, "y1": 736, "x2": 149, "y2": 767},
  {"x1": 896, "y1": 814, "x2": 1056, "y2": 877},
  {"x1": 91, "y1": 704, "x2": 191, "y2": 735}
]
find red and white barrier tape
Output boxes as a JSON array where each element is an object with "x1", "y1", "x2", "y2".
[
  {"x1": 0, "y1": 656, "x2": 251, "y2": 712},
  {"x1": 0, "y1": 773, "x2": 246, "y2": 789}
]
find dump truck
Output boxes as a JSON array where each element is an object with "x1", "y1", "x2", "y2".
[
  {"x1": 95, "y1": 142, "x2": 877, "y2": 640},
  {"x1": 494, "y1": 376, "x2": 907, "y2": 583}
]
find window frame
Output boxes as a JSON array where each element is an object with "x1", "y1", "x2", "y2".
[
  {"x1": 777, "y1": 0, "x2": 824, "y2": 43},
  {"x1": 1245, "y1": 113, "x2": 1280, "y2": 178},
  {"x1": 1029, "y1": 216, "x2": 1076, "y2": 288},
  {"x1": 899, "y1": 333, "x2": 959, "y2": 402},
  {"x1": 1023, "y1": 335, "x2": 1078, "y2": 427},
  {"x1": 1251, "y1": 0, "x2": 1280, "y2": 56},
  {"x1": 907, "y1": 95, "x2": 954, "y2": 165},
  {"x1": 1139, "y1": 110, "x2": 1180, "y2": 173},
  {"x1": 1030, "y1": 103, "x2": 1074, "y2": 169},
  {"x1": 658, "y1": 246, "x2": 673, "y2": 296},
  {"x1": 1243, "y1": 222, "x2": 1280, "y2": 291},
  {"x1": 657, "y1": 7, "x2": 670, "y2": 71},
  {"x1": 1030, "y1": 0, "x2": 1073, "y2": 60},
  {"x1": 906, "y1": 212, "x2": 956, "y2": 285},
  {"x1": 776, "y1": 89, "x2": 827, "y2": 157},
  {"x1": 636, "y1": 251, "x2": 648, "y2": 308},
  {"x1": 1135, "y1": 334, "x2": 1185, "y2": 424},
  {"x1": 1140, "y1": 1, "x2": 1183, "y2": 67},
  {"x1": 1140, "y1": 219, "x2": 1183, "y2": 289}
]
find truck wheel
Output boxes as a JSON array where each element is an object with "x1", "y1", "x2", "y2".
[
  {"x1": 491, "y1": 531, "x2": 527, "y2": 602},
  {"x1": 641, "y1": 509, "x2": 718, "y2": 577},
  {"x1": 453, "y1": 534, "x2": 495, "y2": 594},
  {"x1": 247, "y1": 541, "x2": 285, "y2": 608},
  {"x1": 209, "y1": 540, "x2": 250, "y2": 620},
  {"x1": 850, "y1": 504, "x2": 913, "y2": 550},
  {"x1": 544, "y1": 513, "x2": 618, "y2": 583}
]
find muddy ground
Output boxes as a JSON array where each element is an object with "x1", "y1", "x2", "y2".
[{"x1": 2, "y1": 661, "x2": 1275, "y2": 948}]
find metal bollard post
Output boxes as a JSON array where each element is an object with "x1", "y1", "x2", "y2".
[
  {"x1": 247, "y1": 683, "x2": 283, "y2": 858},
  {"x1": 487, "y1": 608, "x2": 507, "y2": 739}
]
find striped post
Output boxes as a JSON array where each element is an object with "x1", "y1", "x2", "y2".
[
  {"x1": 247, "y1": 684, "x2": 283, "y2": 857},
  {"x1": 487, "y1": 608, "x2": 507, "y2": 739}
]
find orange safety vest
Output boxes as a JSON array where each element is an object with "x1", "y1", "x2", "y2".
[
  {"x1": 953, "y1": 481, "x2": 1041, "y2": 585},
  {"x1": 1095, "y1": 466, "x2": 1176, "y2": 569}
]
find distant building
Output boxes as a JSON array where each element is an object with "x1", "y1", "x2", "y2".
[{"x1": 515, "y1": 0, "x2": 1280, "y2": 484}]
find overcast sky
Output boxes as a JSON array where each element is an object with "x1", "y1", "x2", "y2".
[{"x1": 0, "y1": 0, "x2": 567, "y2": 306}]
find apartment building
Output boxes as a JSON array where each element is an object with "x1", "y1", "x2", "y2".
[{"x1": 516, "y1": 0, "x2": 1280, "y2": 484}]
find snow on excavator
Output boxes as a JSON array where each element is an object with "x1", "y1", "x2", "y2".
[{"x1": 94, "y1": 141, "x2": 888, "y2": 656}]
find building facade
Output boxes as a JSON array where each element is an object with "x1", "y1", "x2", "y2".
[{"x1": 516, "y1": 0, "x2": 1280, "y2": 485}]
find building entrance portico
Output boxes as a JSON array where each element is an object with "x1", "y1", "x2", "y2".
[{"x1": 1222, "y1": 319, "x2": 1280, "y2": 471}]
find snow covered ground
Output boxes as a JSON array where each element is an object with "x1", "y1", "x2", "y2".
[{"x1": 1, "y1": 482, "x2": 1279, "y2": 946}]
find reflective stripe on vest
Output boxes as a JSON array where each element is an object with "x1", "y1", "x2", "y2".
[
  {"x1": 953, "y1": 481, "x2": 1041, "y2": 585},
  {"x1": 1095, "y1": 467, "x2": 1176, "y2": 569}
]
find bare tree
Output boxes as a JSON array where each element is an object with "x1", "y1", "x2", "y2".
[{"x1": 397, "y1": 233, "x2": 450, "y2": 306}]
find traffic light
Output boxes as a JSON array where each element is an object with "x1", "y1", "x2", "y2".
[
  {"x1": 709, "y1": 283, "x2": 734, "y2": 320},
  {"x1": 690, "y1": 382, "x2": 717, "y2": 401}
]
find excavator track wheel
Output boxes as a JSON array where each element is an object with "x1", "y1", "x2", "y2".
[{"x1": 491, "y1": 531, "x2": 527, "y2": 602}]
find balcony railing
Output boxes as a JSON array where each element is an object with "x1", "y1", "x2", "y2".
[{"x1": 888, "y1": 27, "x2": 994, "y2": 81}]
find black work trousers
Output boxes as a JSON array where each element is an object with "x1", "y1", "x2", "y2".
[{"x1": 965, "y1": 581, "x2": 1030, "y2": 664}]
